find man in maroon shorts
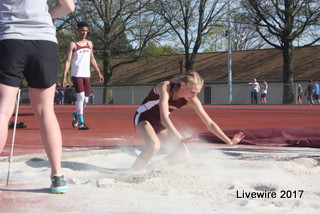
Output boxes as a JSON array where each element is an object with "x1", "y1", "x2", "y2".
[{"x1": 62, "y1": 22, "x2": 104, "y2": 130}]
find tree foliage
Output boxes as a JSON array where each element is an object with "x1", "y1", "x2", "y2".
[
  {"x1": 202, "y1": 11, "x2": 266, "y2": 52},
  {"x1": 154, "y1": 0, "x2": 227, "y2": 71},
  {"x1": 143, "y1": 42, "x2": 176, "y2": 55},
  {"x1": 53, "y1": 0, "x2": 170, "y2": 103},
  {"x1": 50, "y1": 0, "x2": 320, "y2": 104},
  {"x1": 230, "y1": 12, "x2": 267, "y2": 51},
  {"x1": 242, "y1": 0, "x2": 320, "y2": 104}
]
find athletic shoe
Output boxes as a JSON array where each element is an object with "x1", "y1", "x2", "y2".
[
  {"x1": 72, "y1": 112, "x2": 78, "y2": 128},
  {"x1": 78, "y1": 122, "x2": 90, "y2": 130},
  {"x1": 8, "y1": 121, "x2": 27, "y2": 129},
  {"x1": 50, "y1": 174, "x2": 68, "y2": 194}
]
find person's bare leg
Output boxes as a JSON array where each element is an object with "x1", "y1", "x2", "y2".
[
  {"x1": 150, "y1": 130, "x2": 191, "y2": 169},
  {"x1": 162, "y1": 143, "x2": 191, "y2": 165},
  {"x1": 132, "y1": 121, "x2": 161, "y2": 170},
  {"x1": 0, "y1": 84, "x2": 19, "y2": 152},
  {"x1": 29, "y1": 84, "x2": 63, "y2": 176}
]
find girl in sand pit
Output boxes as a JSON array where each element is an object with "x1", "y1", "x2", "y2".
[{"x1": 132, "y1": 71, "x2": 244, "y2": 170}]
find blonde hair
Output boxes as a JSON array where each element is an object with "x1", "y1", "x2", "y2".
[{"x1": 172, "y1": 71, "x2": 204, "y2": 87}]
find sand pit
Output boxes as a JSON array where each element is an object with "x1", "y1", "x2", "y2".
[{"x1": 1, "y1": 144, "x2": 320, "y2": 213}]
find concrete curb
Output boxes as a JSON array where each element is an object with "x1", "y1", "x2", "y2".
[{"x1": 0, "y1": 148, "x2": 122, "y2": 163}]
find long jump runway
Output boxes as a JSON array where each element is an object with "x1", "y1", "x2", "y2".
[{"x1": 1, "y1": 104, "x2": 320, "y2": 158}]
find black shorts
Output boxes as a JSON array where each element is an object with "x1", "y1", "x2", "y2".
[
  {"x1": 0, "y1": 39, "x2": 59, "y2": 88},
  {"x1": 261, "y1": 93, "x2": 267, "y2": 98}
]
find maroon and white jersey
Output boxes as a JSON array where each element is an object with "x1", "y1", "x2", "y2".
[
  {"x1": 71, "y1": 40, "x2": 91, "y2": 78},
  {"x1": 134, "y1": 83, "x2": 187, "y2": 133}
]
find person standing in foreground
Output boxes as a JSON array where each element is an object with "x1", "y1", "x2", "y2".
[
  {"x1": 0, "y1": 0, "x2": 75, "y2": 193},
  {"x1": 132, "y1": 71, "x2": 244, "y2": 170},
  {"x1": 62, "y1": 22, "x2": 104, "y2": 130}
]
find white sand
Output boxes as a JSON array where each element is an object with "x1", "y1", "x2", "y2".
[{"x1": 1, "y1": 144, "x2": 320, "y2": 213}]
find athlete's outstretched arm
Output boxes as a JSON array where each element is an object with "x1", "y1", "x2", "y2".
[{"x1": 188, "y1": 97, "x2": 244, "y2": 146}]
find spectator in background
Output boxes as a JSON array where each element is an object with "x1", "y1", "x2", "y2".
[
  {"x1": 304, "y1": 80, "x2": 315, "y2": 105},
  {"x1": 313, "y1": 80, "x2": 319, "y2": 104},
  {"x1": 297, "y1": 83, "x2": 303, "y2": 104},
  {"x1": 63, "y1": 84, "x2": 73, "y2": 104},
  {"x1": 260, "y1": 80, "x2": 268, "y2": 104},
  {"x1": 55, "y1": 85, "x2": 64, "y2": 105},
  {"x1": 248, "y1": 78, "x2": 260, "y2": 104},
  {"x1": 89, "y1": 89, "x2": 94, "y2": 104}
]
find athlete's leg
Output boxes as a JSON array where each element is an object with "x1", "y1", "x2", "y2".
[
  {"x1": 72, "y1": 77, "x2": 85, "y2": 122},
  {"x1": 84, "y1": 96, "x2": 89, "y2": 108},
  {"x1": 0, "y1": 40, "x2": 23, "y2": 153},
  {"x1": 76, "y1": 92, "x2": 85, "y2": 123},
  {"x1": 254, "y1": 91, "x2": 258, "y2": 104},
  {"x1": 0, "y1": 84, "x2": 20, "y2": 152},
  {"x1": 149, "y1": 129, "x2": 191, "y2": 169},
  {"x1": 82, "y1": 77, "x2": 91, "y2": 112},
  {"x1": 29, "y1": 84, "x2": 63, "y2": 176},
  {"x1": 251, "y1": 91, "x2": 254, "y2": 104},
  {"x1": 260, "y1": 94, "x2": 266, "y2": 104},
  {"x1": 75, "y1": 91, "x2": 89, "y2": 129},
  {"x1": 132, "y1": 121, "x2": 161, "y2": 170}
]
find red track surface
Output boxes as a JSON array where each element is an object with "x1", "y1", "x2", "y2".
[{"x1": 1, "y1": 104, "x2": 320, "y2": 157}]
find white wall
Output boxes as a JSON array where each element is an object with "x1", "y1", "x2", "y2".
[
  {"x1": 20, "y1": 83, "x2": 311, "y2": 105},
  {"x1": 91, "y1": 82, "x2": 308, "y2": 105}
]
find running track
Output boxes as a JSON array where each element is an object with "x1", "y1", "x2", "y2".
[{"x1": 1, "y1": 104, "x2": 320, "y2": 157}]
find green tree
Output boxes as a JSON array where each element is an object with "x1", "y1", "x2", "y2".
[
  {"x1": 154, "y1": 0, "x2": 227, "y2": 71},
  {"x1": 54, "y1": 0, "x2": 169, "y2": 104},
  {"x1": 202, "y1": 10, "x2": 266, "y2": 52},
  {"x1": 242, "y1": 0, "x2": 320, "y2": 104},
  {"x1": 143, "y1": 42, "x2": 176, "y2": 55},
  {"x1": 230, "y1": 12, "x2": 266, "y2": 51},
  {"x1": 202, "y1": 26, "x2": 227, "y2": 52}
]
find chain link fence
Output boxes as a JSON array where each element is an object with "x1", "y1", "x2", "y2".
[{"x1": 20, "y1": 82, "x2": 312, "y2": 105}]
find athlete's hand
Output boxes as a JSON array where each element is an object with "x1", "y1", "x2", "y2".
[
  {"x1": 181, "y1": 135, "x2": 199, "y2": 144},
  {"x1": 61, "y1": 77, "x2": 67, "y2": 88},
  {"x1": 98, "y1": 74, "x2": 104, "y2": 83},
  {"x1": 229, "y1": 132, "x2": 244, "y2": 146}
]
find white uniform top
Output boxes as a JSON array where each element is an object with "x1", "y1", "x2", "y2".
[
  {"x1": 250, "y1": 82, "x2": 260, "y2": 92},
  {"x1": 261, "y1": 83, "x2": 268, "y2": 94},
  {"x1": 71, "y1": 40, "x2": 91, "y2": 78},
  {"x1": 0, "y1": 0, "x2": 57, "y2": 43}
]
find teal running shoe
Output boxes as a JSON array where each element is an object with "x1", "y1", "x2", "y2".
[
  {"x1": 50, "y1": 174, "x2": 68, "y2": 194},
  {"x1": 72, "y1": 112, "x2": 78, "y2": 128}
]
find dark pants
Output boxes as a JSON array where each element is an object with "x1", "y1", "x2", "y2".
[{"x1": 251, "y1": 91, "x2": 258, "y2": 104}]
